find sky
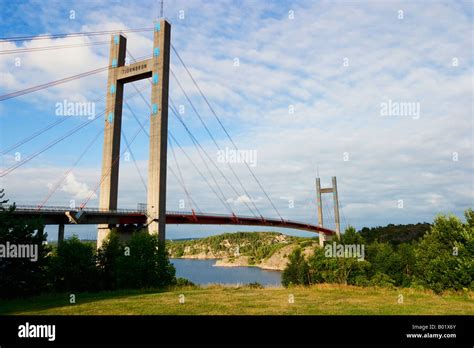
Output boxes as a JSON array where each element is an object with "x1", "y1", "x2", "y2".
[{"x1": 0, "y1": 0, "x2": 472, "y2": 241}]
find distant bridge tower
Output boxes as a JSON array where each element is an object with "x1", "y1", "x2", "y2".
[
  {"x1": 97, "y1": 19, "x2": 171, "y2": 248},
  {"x1": 316, "y1": 176, "x2": 341, "y2": 246}
]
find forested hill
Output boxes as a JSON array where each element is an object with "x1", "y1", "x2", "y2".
[
  {"x1": 167, "y1": 232, "x2": 315, "y2": 270},
  {"x1": 358, "y1": 223, "x2": 431, "y2": 244}
]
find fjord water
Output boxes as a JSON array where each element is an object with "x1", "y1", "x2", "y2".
[{"x1": 171, "y1": 258, "x2": 282, "y2": 286}]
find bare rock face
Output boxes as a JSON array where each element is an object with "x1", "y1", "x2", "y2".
[{"x1": 257, "y1": 244, "x2": 296, "y2": 270}]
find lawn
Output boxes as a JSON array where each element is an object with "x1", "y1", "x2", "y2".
[{"x1": 1, "y1": 284, "x2": 472, "y2": 315}]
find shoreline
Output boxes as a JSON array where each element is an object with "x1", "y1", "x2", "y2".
[{"x1": 170, "y1": 256, "x2": 285, "y2": 271}]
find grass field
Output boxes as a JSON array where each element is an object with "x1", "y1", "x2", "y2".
[{"x1": 1, "y1": 284, "x2": 472, "y2": 315}]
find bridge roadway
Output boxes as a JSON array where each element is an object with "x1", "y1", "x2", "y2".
[{"x1": 8, "y1": 205, "x2": 336, "y2": 235}]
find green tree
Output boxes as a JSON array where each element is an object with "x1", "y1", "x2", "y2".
[
  {"x1": 307, "y1": 246, "x2": 370, "y2": 286},
  {"x1": 366, "y1": 242, "x2": 404, "y2": 285},
  {"x1": 0, "y1": 202, "x2": 50, "y2": 298},
  {"x1": 342, "y1": 226, "x2": 365, "y2": 245},
  {"x1": 156, "y1": 240, "x2": 176, "y2": 287},
  {"x1": 414, "y1": 210, "x2": 473, "y2": 293},
  {"x1": 307, "y1": 247, "x2": 327, "y2": 284},
  {"x1": 50, "y1": 235, "x2": 98, "y2": 292},
  {"x1": 117, "y1": 231, "x2": 175, "y2": 289},
  {"x1": 97, "y1": 230, "x2": 123, "y2": 290},
  {"x1": 359, "y1": 222, "x2": 430, "y2": 245},
  {"x1": 282, "y1": 247, "x2": 309, "y2": 287},
  {"x1": 397, "y1": 242, "x2": 416, "y2": 287}
]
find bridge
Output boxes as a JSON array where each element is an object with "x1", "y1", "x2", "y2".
[
  {"x1": 9, "y1": 205, "x2": 336, "y2": 235},
  {"x1": 0, "y1": 18, "x2": 343, "y2": 248}
]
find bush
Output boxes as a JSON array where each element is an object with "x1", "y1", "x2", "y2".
[
  {"x1": 175, "y1": 277, "x2": 195, "y2": 287},
  {"x1": 247, "y1": 282, "x2": 264, "y2": 289},
  {"x1": 353, "y1": 274, "x2": 371, "y2": 287},
  {"x1": 370, "y1": 272, "x2": 396, "y2": 288}
]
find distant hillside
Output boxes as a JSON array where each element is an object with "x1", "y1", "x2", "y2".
[
  {"x1": 358, "y1": 223, "x2": 431, "y2": 244},
  {"x1": 167, "y1": 232, "x2": 317, "y2": 270}
]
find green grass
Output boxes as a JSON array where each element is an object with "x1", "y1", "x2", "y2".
[{"x1": 1, "y1": 284, "x2": 473, "y2": 315}]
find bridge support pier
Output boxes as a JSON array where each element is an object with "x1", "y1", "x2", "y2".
[
  {"x1": 319, "y1": 233, "x2": 333, "y2": 247},
  {"x1": 97, "y1": 226, "x2": 110, "y2": 249},
  {"x1": 58, "y1": 224, "x2": 64, "y2": 245}
]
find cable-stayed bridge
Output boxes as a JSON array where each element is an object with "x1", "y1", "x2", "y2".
[{"x1": 0, "y1": 19, "x2": 344, "y2": 248}]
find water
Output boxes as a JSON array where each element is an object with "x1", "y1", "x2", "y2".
[{"x1": 171, "y1": 258, "x2": 282, "y2": 286}]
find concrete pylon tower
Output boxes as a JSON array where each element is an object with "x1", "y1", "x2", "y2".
[
  {"x1": 316, "y1": 176, "x2": 341, "y2": 246},
  {"x1": 97, "y1": 19, "x2": 171, "y2": 248},
  {"x1": 315, "y1": 178, "x2": 323, "y2": 228},
  {"x1": 332, "y1": 176, "x2": 341, "y2": 237},
  {"x1": 147, "y1": 19, "x2": 171, "y2": 242},
  {"x1": 97, "y1": 33, "x2": 127, "y2": 248}
]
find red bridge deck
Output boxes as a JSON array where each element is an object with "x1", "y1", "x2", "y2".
[{"x1": 8, "y1": 205, "x2": 336, "y2": 235}]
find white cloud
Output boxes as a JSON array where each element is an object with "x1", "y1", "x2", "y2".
[
  {"x1": 60, "y1": 172, "x2": 97, "y2": 200},
  {"x1": 226, "y1": 195, "x2": 262, "y2": 205}
]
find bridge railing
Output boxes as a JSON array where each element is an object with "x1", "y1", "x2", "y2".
[
  {"x1": 166, "y1": 210, "x2": 260, "y2": 220},
  {"x1": 9, "y1": 205, "x2": 146, "y2": 214},
  {"x1": 10, "y1": 206, "x2": 296, "y2": 223},
  {"x1": 165, "y1": 210, "x2": 327, "y2": 231},
  {"x1": 166, "y1": 210, "x2": 290, "y2": 223},
  {"x1": 9, "y1": 205, "x2": 276, "y2": 219}
]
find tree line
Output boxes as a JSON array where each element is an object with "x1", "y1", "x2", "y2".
[
  {"x1": 282, "y1": 209, "x2": 473, "y2": 293},
  {"x1": 0, "y1": 203, "x2": 176, "y2": 299}
]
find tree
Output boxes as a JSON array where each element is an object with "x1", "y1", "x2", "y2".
[
  {"x1": 0, "y1": 202, "x2": 50, "y2": 298},
  {"x1": 414, "y1": 210, "x2": 473, "y2": 293},
  {"x1": 359, "y1": 222, "x2": 430, "y2": 245},
  {"x1": 366, "y1": 242, "x2": 403, "y2": 284},
  {"x1": 116, "y1": 231, "x2": 176, "y2": 289},
  {"x1": 306, "y1": 246, "x2": 370, "y2": 286},
  {"x1": 342, "y1": 226, "x2": 365, "y2": 245},
  {"x1": 97, "y1": 229, "x2": 123, "y2": 290},
  {"x1": 396, "y1": 242, "x2": 416, "y2": 287},
  {"x1": 50, "y1": 235, "x2": 98, "y2": 292},
  {"x1": 156, "y1": 240, "x2": 176, "y2": 287},
  {"x1": 282, "y1": 247, "x2": 309, "y2": 287}
]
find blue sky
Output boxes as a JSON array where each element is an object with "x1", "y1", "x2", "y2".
[{"x1": 0, "y1": 0, "x2": 472, "y2": 240}]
